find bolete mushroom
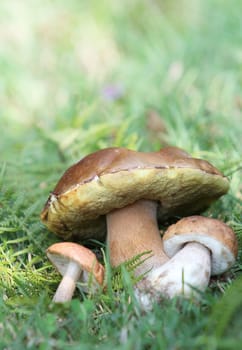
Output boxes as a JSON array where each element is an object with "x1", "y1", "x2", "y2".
[
  {"x1": 41, "y1": 147, "x2": 229, "y2": 284},
  {"x1": 46, "y1": 242, "x2": 105, "y2": 303},
  {"x1": 142, "y1": 216, "x2": 238, "y2": 300}
]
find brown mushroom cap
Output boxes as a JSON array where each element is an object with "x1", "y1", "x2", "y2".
[
  {"x1": 41, "y1": 147, "x2": 229, "y2": 240},
  {"x1": 163, "y1": 216, "x2": 238, "y2": 275},
  {"x1": 46, "y1": 242, "x2": 104, "y2": 285}
]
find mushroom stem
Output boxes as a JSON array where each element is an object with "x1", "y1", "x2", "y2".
[
  {"x1": 146, "y1": 242, "x2": 211, "y2": 298},
  {"x1": 107, "y1": 199, "x2": 169, "y2": 275},
  {"x1": 52, "y1": 261, "x2": 82, "y2": 303}
]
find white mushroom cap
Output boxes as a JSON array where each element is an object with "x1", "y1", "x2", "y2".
[{"x1": 163, "y1": 216, "x2": 238, "y2": 275}]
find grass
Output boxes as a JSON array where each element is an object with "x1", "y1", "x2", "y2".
[{"x1": 0, "y1": 0, "x2": 242, "y2": 349}]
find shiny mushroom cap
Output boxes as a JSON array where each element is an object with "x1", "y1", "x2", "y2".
[
  {"x1": 41, "y1": 146, "x2": 229, "y2": 240},
  {"x1": 163, "y1": 216, "x2": 238, "y2": 275},
  {"x1": 47, "y1": 242, "x2": 104, "y2": 286}
]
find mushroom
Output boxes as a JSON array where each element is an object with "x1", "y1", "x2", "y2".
[
  {"x1": 41, "y1": 147, "x2": 229, "y2": 287},
  {"x1": 46, "y1": 242, "x2": 105, "y2": 303},
  {"x1": 142, "y1": 216, "x2": 238, "y2": 300}
]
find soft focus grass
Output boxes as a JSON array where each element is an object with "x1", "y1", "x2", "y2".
[{"x1": 0, "y1": 0, "x2": 242, "y2": 349}]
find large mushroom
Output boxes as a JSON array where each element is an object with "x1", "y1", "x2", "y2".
[
  {"x1": 47, "y1": 242, "x2": 105, "y2": 303},
  {"x1": 140, "y1": 216, "x2": 238, "y2": 302},
  {"x1": 41, "y1": 147, "x2": 229, "y2": 288}
]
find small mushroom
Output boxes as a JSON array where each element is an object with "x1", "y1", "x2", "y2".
[
  {"x1": 41, "y1": 147, "x2": 229, "y2": 289},
  {"x1": 47, "y1": 242, "x2": 105, "y2": 303},
  {"x1": 143, "y1": 216, "x2": 238, "y2": 300}
]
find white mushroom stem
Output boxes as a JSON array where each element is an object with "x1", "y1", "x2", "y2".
[
  {"x1": 53, "y1": 261, "x2": 82, "y2": 303},
  {"x1": 106, "y1": 199, "x2": 169, "y2": 276},
  {"x1": 143, "y1": 242, "x2": 211, "y2": 299}
]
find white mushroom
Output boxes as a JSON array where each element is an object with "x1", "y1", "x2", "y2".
[{"x1": 140, "y1": 216, "x2": 238, "y2": 302}]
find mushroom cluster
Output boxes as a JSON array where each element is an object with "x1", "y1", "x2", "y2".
[{"x1": 41, "y1": 147, "x2": 238, "y2": 304}]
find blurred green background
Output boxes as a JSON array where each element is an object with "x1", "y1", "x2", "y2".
[{"x1": 1, "y1": 0, "x2": 241, "y2": 154}]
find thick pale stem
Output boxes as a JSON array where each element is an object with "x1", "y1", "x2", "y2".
[
  {"x1": 106, "y1": 199, "x2": 169, "y2": 275},
  {"x1": 143, "y1": 242, "x2": 211, "y2": 299},
  {"x1": 53, "y1": 261, "x2": 82, "y2": 303}
]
